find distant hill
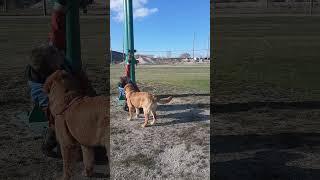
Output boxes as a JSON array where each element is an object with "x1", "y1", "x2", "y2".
[{"x1": 111, "y1": 50, "x2": 125, "y2": 64}]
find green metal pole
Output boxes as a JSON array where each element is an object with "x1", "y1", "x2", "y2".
[
  {"x1": 124, "y1": 0, "x2": 136, "y2": 83},
  {"x1": 66, "y1": 0, "x2": 82, "y2": 72},
  {"x1": 123, "y1": 0, "x2": 128, "y2": 64},
  {"x1": 43, "y1": 0, "x2": 47, "y2": 16}
]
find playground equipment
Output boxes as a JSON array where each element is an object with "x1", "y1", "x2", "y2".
[
  {"x1": 123, "y1": 0, "x2": 137, "y2": 83},
  {"x1": 117, "y1": 0, "x2": 137, "y2": 104},
  {"x1": 29, "y1": 0, "x2": 92, "y2": 123}
]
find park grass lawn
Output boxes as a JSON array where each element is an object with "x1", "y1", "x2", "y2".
[
  {"x1": 110, "y1": 64, "x2": 210, "y2": 94},
  {"x1": 213, "y1": 16, "x2": 320, "y2": 101},
  {"x1": 0, "y1": 16, "x2": 106, "y2": 67}
]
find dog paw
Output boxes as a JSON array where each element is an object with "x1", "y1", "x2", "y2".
[
  {"x1": 141, "y1": 124, "x2": 147, "y2": 128},
  {"x1": 127, "y1": 117, "x2": 132, "y2": 121},
  {"x1": 150, "y1": 121, "x2": 155, "y2": 125}
]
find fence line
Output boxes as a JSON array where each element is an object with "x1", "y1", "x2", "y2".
[
  {"x1": 113, "y1": 48, "x2": 210, "y2": 58},
  {"x1": 215, "y1": 0, "x2": 320, "y2": 15}
]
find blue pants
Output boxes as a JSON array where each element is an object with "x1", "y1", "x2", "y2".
[{"x1": 28, "y1": 81, "x2": 49, "y2": 107}]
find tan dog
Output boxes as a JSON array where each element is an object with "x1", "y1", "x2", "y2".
[
  {"x1": 43, "y1": 70, "x2": 110, "y2": 180},
  {"x1": 124, "y1": 83, "x2": 172, "y2": 127}
]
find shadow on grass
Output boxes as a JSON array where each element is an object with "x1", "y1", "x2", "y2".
[
  {"x1": 212, "y1": 133, "x2": 320, "y2": 180},
  {"x1": 212, "y1": 101, "x2": 320, "y2": 113},
  {"x1": 154, "y1": 103, "x2": 209, "y2": 126},
  {"x1": 157, "y1": 103, "x2": 210, "y2": 112},
  {"x1": 157, "y1": 93, "x2": 210, "y2": 99}
]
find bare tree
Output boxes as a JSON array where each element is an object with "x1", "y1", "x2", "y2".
[{"x1": 179, "y1": 53, "x2": 191, "y2": 59}]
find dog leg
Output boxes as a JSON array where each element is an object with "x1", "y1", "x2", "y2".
[
  {"x1": 135, "y1": 108, "x2": 140, "y2": 119},
  {"x1": 127, "y1": 104, "x2": 133, "y2": 121},
  {"x1": 141, "y1": 109, "x2": 149, "y2": 128},
  {"x1": 55, "y1": 116, "x2": 77, "y2": 180},
  {"x1": 81, "y1": 145, "x2": 94, "y2": 177},
  {"x1": 61, "y1": 145, "x2": 75, "y2": 180},
  {"x1": 105, "y1": 142, "x2": 110, "y2": 177},
  {"x1": 150, "y1": 111, "x2": 157, "y2": 125}
]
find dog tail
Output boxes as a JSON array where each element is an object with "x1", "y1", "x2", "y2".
[{"x1": 156, "y1": 96, "x2": 173, "y2": 104}]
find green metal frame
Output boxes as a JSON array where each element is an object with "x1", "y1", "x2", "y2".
[
  {"x1": 124, "y1": 0, "x2": 136, "y2": 83},
  {"x1": 66, "y1": 0, "x2": 82, "y2": 72},
  {"x1": 29, "y1": 1, "x2": 82, "y2": 123}
]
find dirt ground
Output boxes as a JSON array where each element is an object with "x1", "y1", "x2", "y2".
[
  {"x1": 211, "y1": 83, "x2": 320, "y2": 180},
  {"x1": 110, "y1": 83, "x2": 210, "y2": 179}
]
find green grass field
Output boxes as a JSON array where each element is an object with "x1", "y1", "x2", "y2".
[
  {"x1": 0, "y1": 16, "x2": 106, "y2": 67},
  {"x1": 110, "y1": 64, "x2": 210, "y2": 94},
  {"x1": 0, "y1": 16, "x2": 107, "y2": 100},
  {"x1": 213, "y1": 16, "x2": 320, "y2": 101}
]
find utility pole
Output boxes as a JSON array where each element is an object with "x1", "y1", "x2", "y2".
[
  {"x1": 193, "y1": 32, "x2": 195, "y2": 60},
  {"x1": 43, "y1": 0, "x2": 47, "y2": 16}
]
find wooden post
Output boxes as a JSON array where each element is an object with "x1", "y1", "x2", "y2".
[{"x1": 43, "y1": 0, "x2": 47, "y2": 16}]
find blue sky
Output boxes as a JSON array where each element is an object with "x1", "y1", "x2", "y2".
[{"x1": 110, "y1": 0, "x2": 210, "y2": 57}]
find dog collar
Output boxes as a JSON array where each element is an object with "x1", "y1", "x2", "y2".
[{"x1": 55, "y1": 96, "x2": 84, "y2": 116}]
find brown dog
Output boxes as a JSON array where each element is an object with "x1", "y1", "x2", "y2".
[
  {"x1": 124, "y1": 83, "x2": 172, "y2": 127},
  {"x1": 43, "y1": 70, "x2": 110, "y2": 180}
]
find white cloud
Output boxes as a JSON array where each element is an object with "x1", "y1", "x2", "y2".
[
  {"x1": 110, "y1": 0, "x2": 158, "y2": 22},
  {"x1": 134, "y1": 7, "x2": 158, "y2": 19}
]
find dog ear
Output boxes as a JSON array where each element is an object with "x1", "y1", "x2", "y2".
[
  {"x1": 124, "y1": 84, "x2": 129, "y2": 90},
  {"x1": 43, "y1": 70, "x2": 62, "y2": 93},
  {"x1": 43, "y1": 76, "x2": 53, "y2": 93}
]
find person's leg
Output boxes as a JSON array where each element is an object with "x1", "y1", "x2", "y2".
[
  {"x1": 41, "y1": 107, "x2": 60, "y2": 158},
  {"x1": 27, "y1": 81, "x2": 59, "y2": 157},
  {"x1": 123, "y1": 101, "x2": 129, "y2": 111}
]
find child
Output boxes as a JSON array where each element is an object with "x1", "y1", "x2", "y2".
[
  {"x1": 26, "y1": 0, "x2": 96, "y2": 157},
  {"x1": 26, "y1": 45, "x2": 65, "y2": 157},
  {"x1": 49, "y1": 0, "x2": 67, "y2": 53}
]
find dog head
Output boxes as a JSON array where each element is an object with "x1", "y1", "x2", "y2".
[
  {"x1": 43, "y1": 70, "x2": 73, "y2": 93},
  {"x1": 30, "y1": 45, "x2": 65, "y2": 77},
  {"x1": 119, "y1": 76, "x2": 130, "y2": 88},
  {"x1": 124, "y1": 83, "x2": 135, "y2": 94}
]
